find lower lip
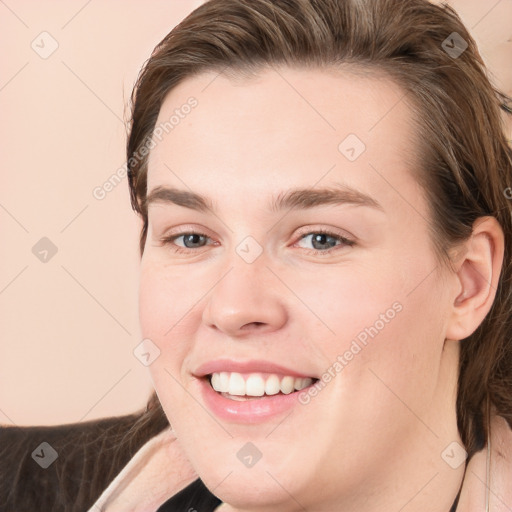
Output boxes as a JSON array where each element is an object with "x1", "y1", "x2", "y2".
[{"x1": 198, "y1": 377, "x2": 316, "y2": 423}]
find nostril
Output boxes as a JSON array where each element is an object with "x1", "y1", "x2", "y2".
[{"x1": 241, "y1": 322, "x2": 265, "y2": 330}]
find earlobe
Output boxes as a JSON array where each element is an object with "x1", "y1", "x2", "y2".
[{"x1": 445, "y1": 216, "x2": 505, "y2": 341}]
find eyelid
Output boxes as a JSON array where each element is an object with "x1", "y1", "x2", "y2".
[
  {"x1": 160, "y1": 224, "x2": 354, "y2": 244},
  {"x1": 161, "y1": 224, "x2": 215, "y2": 239},
  {"x1": 293, "y1": 225, "x2": 355, "y2": 243},
  {"x1": 159, "y1": 223, "x2": 355, "y2": 256}
]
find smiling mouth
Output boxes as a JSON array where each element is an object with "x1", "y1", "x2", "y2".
[{"x1": 205, "y1": 371, "x2": 319, "y2": 401}]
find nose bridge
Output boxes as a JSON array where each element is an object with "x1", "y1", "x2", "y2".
[
  {"x1": 219, "y1": 229, "x2": 270, "y2": 290},
  {"x1": 218, "y1": 238, "x2": 271, "y2": 307},
  {"x1": 202, "y1": 239, "x2": 287, "y2": 335}
]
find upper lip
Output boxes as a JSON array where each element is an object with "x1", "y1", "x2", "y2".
[{"x1": 194, "y1": 359, "x2": 317, "y2": 379}]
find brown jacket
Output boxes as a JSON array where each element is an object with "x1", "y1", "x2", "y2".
[{"x1": 0, "y1": 410, "x2": 170, "y2": 512}]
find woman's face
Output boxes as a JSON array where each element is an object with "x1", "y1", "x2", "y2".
[{"x1": 139, "y1": 66, "x2": 461, "y2": 509}]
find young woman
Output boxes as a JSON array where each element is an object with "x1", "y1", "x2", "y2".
[{"x1": 2, "y1": 0, "x2": 511, "y2": 511}]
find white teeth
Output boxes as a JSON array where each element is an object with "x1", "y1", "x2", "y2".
[
  {"x1": 264, "y1": 374, "x2": 281, "y2": 396},
  {"x1": 209, "y1": 371, "x2": 314, "y2": 396},
  {"x1": 280, "y1": 376, "x2": 295, "y2": 394},
  {"x1": 294, "y1": 377, "x2": 313, "y2": 390},
  {"x1": 211, "y1": 372, "x2": 221, "y2": 391},
  {"x1": 229, "y1": 372, "x2": 246, "y2": 395},
  {"x1": 219, "y1": 372, "x2": 230, "y2": 392},
  {"x1": 245, "y1": 374, "x2": 265, "y2": 396}
]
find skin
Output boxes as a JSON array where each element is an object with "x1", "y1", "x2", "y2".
[{"x1": 138, "y1": 66, "x2": 504, "y2": 511}]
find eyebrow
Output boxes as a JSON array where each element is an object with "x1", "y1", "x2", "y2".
[{"x1": 144, "y1": 183, "x2": 384, "y2": 214}]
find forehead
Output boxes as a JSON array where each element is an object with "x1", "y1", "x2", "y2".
[{"x1": 146, "y1": 66, "x2": 422, "y2": 213}]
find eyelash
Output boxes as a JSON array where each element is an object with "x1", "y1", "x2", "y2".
[{"x1": 159, "y1": 227, "x2": 355, "y2": 256}]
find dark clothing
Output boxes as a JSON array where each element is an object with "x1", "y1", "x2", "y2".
[
  {"x1": 0, "y1": 412, "x2": 168, "y2": 512},
  {"x1": 156, "y1": 478, "x2": 222, "y2": 511},
  {"x1": 156, "y1": 477, "x2": 462, "y2": 512}
]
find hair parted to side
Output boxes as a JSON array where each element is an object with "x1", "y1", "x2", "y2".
[{"x1": 125, "y1": 0, "x2": 512, "y2": 460}]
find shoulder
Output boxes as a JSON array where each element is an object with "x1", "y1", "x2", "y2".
[
  {"x1": 89, "y1": 427, "x2": 198, "y2": 512},
  {"x1": 0, "y1": 413, "x2": 153, "y2": 512},
  {"x1": 457, "y1": 414, "x2": 512, "y2": 511},
  {"x1": 488, "y1": 415, "x2": 512, "y2": 508}
]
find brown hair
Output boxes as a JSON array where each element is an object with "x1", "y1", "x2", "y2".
[{"x1": 3, "y1": 1, "x2": 510, "y2": 509}]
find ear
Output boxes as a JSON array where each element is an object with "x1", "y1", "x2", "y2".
[{"x1": 445, "y1": 216, "x2": 505, "y2": 341}]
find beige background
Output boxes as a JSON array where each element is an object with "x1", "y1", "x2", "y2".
[{"x1": 1, "y1": 0, "x2": 511, "y2": 427}]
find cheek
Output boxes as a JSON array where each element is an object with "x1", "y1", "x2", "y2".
[
  {"x1": 138, "y1": 262, "x2": 198, "y2": 381},
  {"x1": 138, "y1": 260, "x2": 199, "y2": 336},
  {"x1": 138, "y1": 265, "x2": 197, "y2": 425},
  {"x1": 315, "y1": 244, "x2": 448, "y2": 398},
  {"x1": 302, "y1": 262, "x2": 404, "y2": 345},
  {"x1": 336, "y1": 269, "x2": 450, "y2": 426}
]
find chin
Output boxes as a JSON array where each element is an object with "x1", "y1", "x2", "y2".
[{"x1": 201, "y1": 465, "x2": 309, "y2": 510}]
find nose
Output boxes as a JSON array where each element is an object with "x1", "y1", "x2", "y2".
[{"x1": 201, "y1": 253, "x2": 288, "y2": 337}]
